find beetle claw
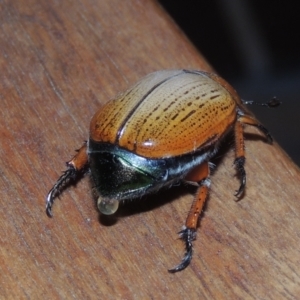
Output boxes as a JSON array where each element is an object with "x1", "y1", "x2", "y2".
[
  {"x1": 45, "y1": 167, "x2": 77, "y2": 217},
  {"x1": 46, "y1": 199, "x2": 53, "y2": 218},
  {"x1": 168, "y1": 227, "x2": 196, "y2": 273}
]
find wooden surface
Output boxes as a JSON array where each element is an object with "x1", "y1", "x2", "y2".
[{"x1": 1, "y1": 0, "x2": 300, "y2": 299}]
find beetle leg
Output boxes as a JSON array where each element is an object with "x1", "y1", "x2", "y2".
[
  {"x1": 238, "y1": 115, "x2": 273, "y2": 143},
  {"x1": 46, "y1": 142, "x2": 88, "y2": 217},
  {"x1": 234, "y1": 114, "x2": 274, "y2": 198},
  {"x1": 234, "y1": 120, "x2": 246, "y2": 198},
  {"x1": 169, "y1": 162, "x2": 210, "y2": 273}
]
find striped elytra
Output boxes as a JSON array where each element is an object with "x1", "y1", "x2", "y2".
[{"x1": 90, "y1": 70, "x2": 242, "y2": 158}]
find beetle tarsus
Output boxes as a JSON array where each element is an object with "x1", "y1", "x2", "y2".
[
  {"x1": 266, "y1": 97, "x2": 281, "y2": 108},
  {"x1": 242, "y1": 97, "x2": 281, "y2": 108},
  {"x1": 46, "y1": 167, "x2": 77, "y2": 217},
  {"x1": 234, "y1": 156, "x2": 246, "y2": 198},
  {"x1": 168, "y1": 227, "x2": 196, "y2": 273},
  {"x1": 256, "y1": 124, "x2": 273, "y2": 144}
]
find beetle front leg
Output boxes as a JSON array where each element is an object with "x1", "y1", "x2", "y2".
[
  {"x1": 46, "y1": 142, "x2": 88, "y2": 217},
  {"x1": 169, "y1": 162, "x2": 210, "y2": 273}
]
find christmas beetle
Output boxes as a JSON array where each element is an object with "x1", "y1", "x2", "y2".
[{"x1": 46, "y1": 69, "x2": 279, "y2": 272}]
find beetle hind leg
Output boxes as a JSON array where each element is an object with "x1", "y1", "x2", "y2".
[
  {"x1": 46, "y1": 143, "x2": 88, "y2": 217},
  {"x1": 234, "y1": 114, "x2": 273, "y2": 198},
  {"x1": 238, "y1": 114, "x2": 273, "y2": 143},
  {"x1": 168, "y1": 162, "x2": 210, "y2": 273}
]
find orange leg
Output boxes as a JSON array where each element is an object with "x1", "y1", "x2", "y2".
[
  {"x1": 169, "y1": 162, "x2": 210, "y2": 273},
  {"x1": 46, "y1": 142, "x2": 88, "y2": 217}
]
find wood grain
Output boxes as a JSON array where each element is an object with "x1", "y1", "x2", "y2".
[{"x1": 1, "y1": 0, "x2": 300, "y2": 299}]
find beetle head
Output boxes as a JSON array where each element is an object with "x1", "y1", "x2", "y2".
[{"x1": 89, "y1": 151, "x2": 158, "y2": 214}]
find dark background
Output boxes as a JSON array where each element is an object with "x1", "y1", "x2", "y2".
[{"x1": 159, "y1": 0, "x2": 300, "y2": 166}]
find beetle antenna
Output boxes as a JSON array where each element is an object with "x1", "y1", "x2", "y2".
[{"x1": 242, "y1": 97, "x2": 281, "y2": 108}]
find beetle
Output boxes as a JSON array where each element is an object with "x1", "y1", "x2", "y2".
[{"x1": 46, "y1": 69, "x2": 278, "y2": 272}]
